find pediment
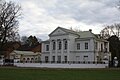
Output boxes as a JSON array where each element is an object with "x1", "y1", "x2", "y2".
[{"x1": 49, "y1": 27, "x2": 67, "y2": 36}]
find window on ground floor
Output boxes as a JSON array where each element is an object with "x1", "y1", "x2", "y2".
[
  {"x1": 23, "y1": 58, "x2": 25, "y2": 61},
  {"x1": 52, "y1": 56, "x2": 55, "y2": 62},
  {"x1": 46, "y1": 45, "x2": 49, "y2": 51},
  {"x1": 57, "y1": 56, "x2": 61, "y2": 63},
  {"x1": 45, "y1": 56, "x2": 49, "y2": 63},
  {"x1": 85, "y1": 42, "x2": 88, "y2": 50},
  {"x1": 64, "y1": 56, "x2": 67, "y2": 63},
  {"x1": 76, "y1": 56, "x2": 80, "y2": 61},
  {"x1": 83, "y1": 56, "x2": 88, "y2": 62},
  {"x1": 31, "y1": 58, "x2": 34, "y2": 61}
]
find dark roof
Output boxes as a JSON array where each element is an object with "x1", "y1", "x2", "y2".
[
  {"x1": 17, "y1": 44, "x2": 41, "y2": 52},
  {"x1": 2, "y1": 42, "x2": 20, "y2": 50},
  {"x1": 0, "y1": 42, "x2": 21, "y2": 55}
]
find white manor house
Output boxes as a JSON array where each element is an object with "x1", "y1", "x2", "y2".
[{"x1": 41, "y1": 27, "x2": 111, "y2": 64}]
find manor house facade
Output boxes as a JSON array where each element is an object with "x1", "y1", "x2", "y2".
[{"x1": 41, "y1": 27, "x2": 111, "y2": 63}]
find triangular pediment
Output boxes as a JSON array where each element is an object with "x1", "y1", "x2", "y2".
[{"x1": 49, "y1": 27, "x2": 68, "y2": 36}]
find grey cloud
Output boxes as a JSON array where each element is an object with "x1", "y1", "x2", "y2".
[
  {"x1": 45, "y1": 0, "x2": 120, "y2": 24},
  {"x1": 8, "y1": 0, "x2": 120, "y2": 40}
]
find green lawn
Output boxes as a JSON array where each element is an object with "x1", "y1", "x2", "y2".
[{"x1": 0, "y1": 67, "x2": 120, "y2": 80}]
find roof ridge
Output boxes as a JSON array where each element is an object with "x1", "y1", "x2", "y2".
[{"x1": 59, "y1": 27, "x2": 77, "y2": 32}]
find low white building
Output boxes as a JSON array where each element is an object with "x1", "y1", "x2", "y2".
[
  {"x1": 41, "y1": 27, "x2": 111, "y2": 63},
  {"x1": 10, "y1": 50, "x2": 41, "y2": 63}
]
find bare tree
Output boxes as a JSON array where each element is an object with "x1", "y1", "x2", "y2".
[
  {"x1": 69, "y1": 27, "x2": 81, "y2": 32},
  {"x1": 21, "y1": 36, "x2": 28, "y2": 45},
  {"x1": 100, "y1": 23, "x2": 120, "y2": 39},
  {"x1": 0, "y1": 1, "x2": 21, "y2": 51}
]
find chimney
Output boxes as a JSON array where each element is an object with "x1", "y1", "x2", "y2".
[{"x1": 89, "y1": 29, "x2": 92, "y2": 32}]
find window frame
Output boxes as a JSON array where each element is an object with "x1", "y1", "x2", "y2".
[
  {"x1": 46, "y1": 44, "x2": 49, "y2": 51},
  {"x1": 58, "y1": 41, "x2": 62, "y2": 50},
  {"x1": 77, "y1": 43, "x2": 80, "y2": 50},
  {"x1": 52, "y1": 41, "x2": 56, "y2": 50},
  {"x1": 85, "y1": 42, "x2": 88, "y2": 50},
  {"x1": 64, "y1": 40, "x2": 67, "y2": 50}
]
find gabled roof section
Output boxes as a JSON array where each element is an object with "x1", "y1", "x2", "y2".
[
  {"x1": 49, "y1": 27, "x2": 79, "y2": 36},
  {"x1": 76, "y1": 31, "x2": 108, "y2": 42},
  {"x1": 41, "y1": 39, "x2": 50, "y2": 43},
  {"x1": 48, "y1": 27, "x2": 107, "y2": 41},
  {"x1": 59, "y1": 27, "x2": 79, "y2": 35},
  {"x1": 77, "y1": 31, "x2": 96, "y2": 38}
]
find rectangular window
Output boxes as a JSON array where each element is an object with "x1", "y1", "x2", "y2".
[
  {"x1": 101, "y1": 43, "x2": 103, "y2": 51},
  {"x1": 57, "y1": 56, "x2": 61, "y2": 63},
  {"x1": 64, "y1": 56, "x2": 67, "y2": 62},
  {"x1": 95, "y1": 42, "x2": 98, "y2": 50},
  {"x1": 83, "y1": 56, "x2": 88, "y2": 62},
  {"x1": 52, "y1": 56, "x2": 55, "y2": 62},
  {"x1": 53, "y1": 41, "x2": 56, "y2": 50},
  {"x1": 58, "y1": 41, "x2": 62, "y2": 50},
  {"x1": 104, "y1": 42, "x2": 107, "y2": 52},
  {"x1": 64, "y1": 40, "x2": 67, "y2": 50},
  {"x1": 84, "y1": 56, "x2": 88, "y2": 57},
  {"x1": 77, "y1": 43, "x2": 80, "y2": 50},
  {"x1": 45, "y1": 56, "x2": 49, "y2": 63},
  {"x1": 46, "y1": 45, "x2": 49, "y2": 51},
  {"x1": 85, "y1": 42, "x2": 88, "y2": 49}
]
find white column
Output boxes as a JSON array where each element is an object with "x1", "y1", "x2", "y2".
[
  {"x1": 55, "y1": 40, "x2": 58, "y2": 62},
  {"x1": 107, "y1": 42, "x2": 109, "y2": 52},
  {"x1": 67, "y1": 39, "x2": 70, "y2": 62},
  {"x1": 49, "y1": 40, "x2": 52, "y2": 62},
  {"x1": 61, "y1": 39, "x2": 64, "y2": 62}
]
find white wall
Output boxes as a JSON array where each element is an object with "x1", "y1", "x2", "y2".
[
  {"x1": 41, "y1": 34, "x2": 95, "y2": 62},
  {"x1": 14, "y1": 63, "x2": 108, "y2": 68},
  {"x1": 78, "y1": 52, "x2": 94, "y2": 61}
]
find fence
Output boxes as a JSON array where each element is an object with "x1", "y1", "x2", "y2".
[
  {"x1": 0, "y1": 59, "x2": 109, "y2": 68},
  {"x1": 14, "y1": 63, "x2": 108, "y2": 68}
]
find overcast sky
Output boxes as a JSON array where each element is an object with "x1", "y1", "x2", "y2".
[{"x1": 8, "y1": 0, "x2": 120, "y2": 40}]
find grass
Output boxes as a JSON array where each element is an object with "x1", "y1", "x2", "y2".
[{"x1": 0, "y1": 67, "x2": 120, "y2": 80}]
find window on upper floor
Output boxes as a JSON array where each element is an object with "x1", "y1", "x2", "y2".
[
  {"x1": 52, "y1": 41, "x2": 56, "y2": 50},
  {"x1": 46, "y1": 45, "x2": 49, "y2": 51},
  {"x1": 77, "y1": 43, "x2": 80, "y2": 50},
  {"x1": 101, "y1": 43, "x2": 103, "y2": 51},
  {"x1": 64, "y1": 40, "x2": 67, "y2": 50},
  {"x1": 95, "y1": 42, "x2": 98, "y2": 50},
  {"x1": 104, "y1": 42, "x2": 108, "y2": 52},
  {"x1": 85, "y1": 42, "x2": 88, "y2": 49},
  {"x1": 58, "y1": 41, "x2": 62, "y2": 50}
]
